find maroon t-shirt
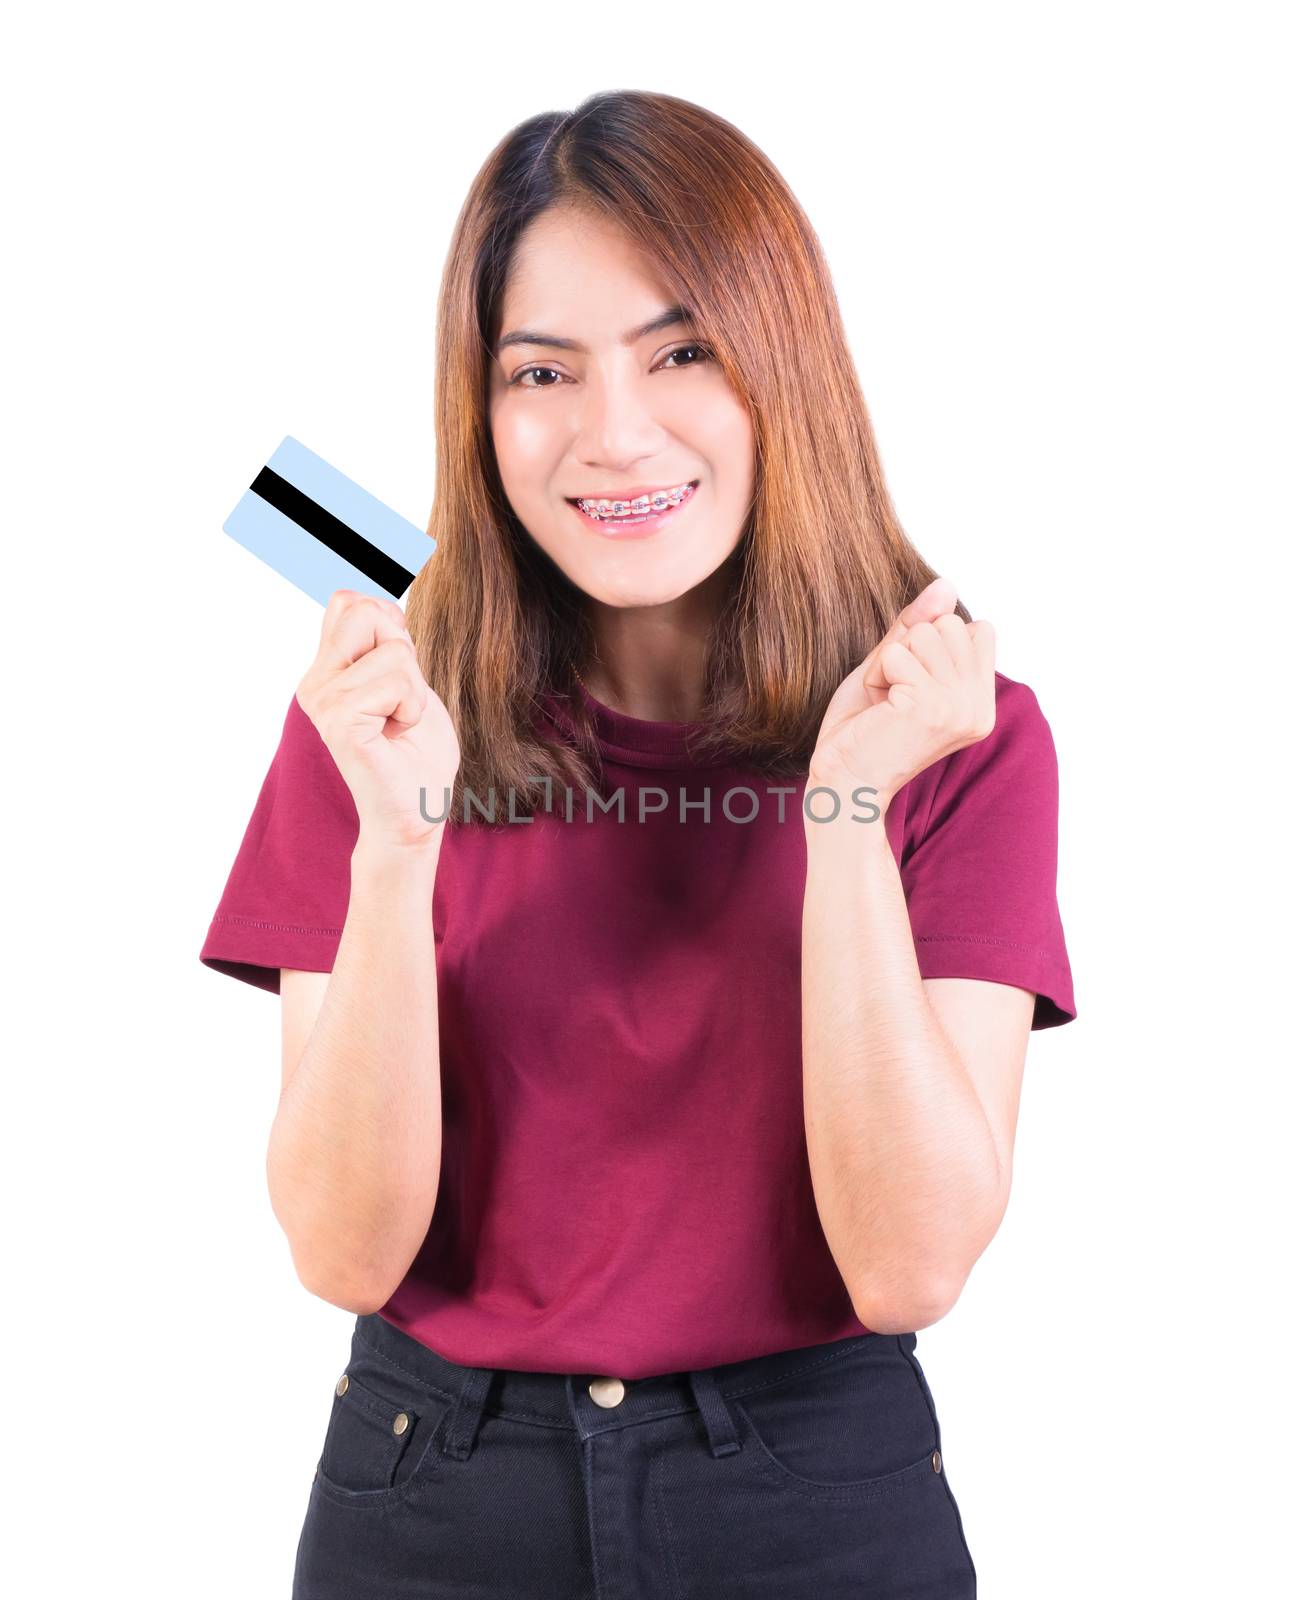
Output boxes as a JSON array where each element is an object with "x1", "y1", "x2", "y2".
[{"x1": 200, "y1": 671, "x2": 1075, "y2": 1377}]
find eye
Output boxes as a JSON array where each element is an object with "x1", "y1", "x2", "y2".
[
  {"x1": 507, "y1": 342, "x2": 715, "y2": 388},
  {"x1": 659, "y1": 342, "x2": 713, "y2": 370},
  {"x1": 508, "y1": 365, "x2": 566, "y2": 389}
]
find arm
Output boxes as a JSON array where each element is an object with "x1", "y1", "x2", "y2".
[
  {"x1": 801, "y1": 810, "x2": 1032, "y2": 1333},
  {"x1": 268, "y1": 832, "x2": 444, "y2": 1314},
  {"x1": 264, "y1": 589, "x2": 458, "y2": 1313},
  {"x1": 802, "y1": 579, "x2": 1044, "y2": 1332}
]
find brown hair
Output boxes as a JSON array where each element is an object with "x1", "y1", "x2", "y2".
[{"x1": 404, "y1": 88, "x2": 970, "y2": 826}]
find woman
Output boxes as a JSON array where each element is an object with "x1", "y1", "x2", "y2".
[{"x1": 201, "y1": 89, "x2": 1076, "y2": 1599}]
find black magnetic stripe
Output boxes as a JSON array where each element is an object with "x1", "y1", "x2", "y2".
[{"x1": 250, "y1": 465, "x2": 417, "y2": 597}]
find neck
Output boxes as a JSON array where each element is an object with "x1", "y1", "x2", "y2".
[
  {"x1": 577, "y1": 659, "x2": 704, "y2": 722},
  {"x1": 578, "y1": 570, "x2": 732, "y2": 721}
]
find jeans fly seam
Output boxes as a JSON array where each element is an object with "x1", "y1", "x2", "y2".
[{"x1": 648, "y1": 1450, "x2": 684, "y2": 1600}]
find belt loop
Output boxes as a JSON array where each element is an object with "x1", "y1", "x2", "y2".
[
  {"x1": 440, "y1": 1366, "x2": 493, "y2": 1461},
  {"x1": 688, "y1": 1368, "x2": 742, "y2": 1458}
]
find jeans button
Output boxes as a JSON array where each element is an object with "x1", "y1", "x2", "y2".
[
  {"x1": 335, "y1": 1374, "x2": 349, "y2": 1396},
  {"x1": 588, "y1": 1377, "x2": 627, "y2": 1408},
  {"x1": 932, "y1": 1449, "x2": 942, "y2": 1473}
]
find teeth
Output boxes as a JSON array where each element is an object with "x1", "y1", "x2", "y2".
[{"x1": 576, "y1": 482, "x2": 693, "y2": 519}]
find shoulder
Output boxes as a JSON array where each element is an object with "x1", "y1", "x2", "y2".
[{"x1": 987, "y1": 670, "x2": 1056, "y2": 755}]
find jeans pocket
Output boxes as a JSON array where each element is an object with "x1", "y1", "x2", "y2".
[
  {"x1": 729, "y1": 1333, "x2": 940, "y2": 1501},
  {"x1": 313, "y1": 1337, "x2": 454, "y2": 1510}
]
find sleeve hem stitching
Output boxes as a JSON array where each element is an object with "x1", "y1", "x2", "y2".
[
  {"x1": 914, "y1": 933, "x2": 1055, "y2": 957},
  {"x1": 209, "y1": 913, "x2": 341, "y2": 937}
]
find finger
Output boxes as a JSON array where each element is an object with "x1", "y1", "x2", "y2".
[
  {"x1": 930, "y1": 613, "x2": 975, "y2": 677},
  {"x1": 337, "y1": 634, "x2": 423, "y2": 689},
  {"x1": 901, "y1": 619, "x2": 958, "y2": 684},
  {"x1": 333, "y1": 639, "x2": 428, "y2": 729},
  {"x1": 861, "y1": 577, "x2": 959, "y2": 695},
  {"x1": 823, "y1": 578, "x2": 962, "y2": 727},
  {"x1": 863, "y1": 636, "x2": 934, "y2": 698},
  {"x1": 965, "y1": 619, "x2": 996, "y2": 688},
  {"x1": 318, "y1": 591, "x2": 411, "y2": 672}
]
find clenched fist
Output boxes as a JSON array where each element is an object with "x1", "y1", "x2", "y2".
[{"x1": 810, "y1": 577, "x2": 996, "y2": 814}]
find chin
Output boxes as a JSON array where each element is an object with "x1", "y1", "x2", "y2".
[{"x1": 577, "y1": 570, "x2": 717, "y2": 610}]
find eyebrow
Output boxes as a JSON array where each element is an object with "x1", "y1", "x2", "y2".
[{"x1": 495, "y1": 304, "x2": 694, "y2": 357}]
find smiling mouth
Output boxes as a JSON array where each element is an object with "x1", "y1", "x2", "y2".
[
  {"x1": 564, "y1": 481, "x2": 701, "y2": 538},
  {"x1": 565, "y1": 481, "x2": 700, "y2": 521}
]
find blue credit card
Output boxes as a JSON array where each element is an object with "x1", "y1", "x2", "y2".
[{"x1": 223, "y1": 435, "x2": 435, "y2": 606}]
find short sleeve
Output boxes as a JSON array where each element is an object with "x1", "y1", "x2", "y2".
[
  {"x1": 898, "y1": 672, "x2": 1076, "y2": 1030},
  {"x1": 199, "y1": 692, "x2": 359, "y2": 994}
]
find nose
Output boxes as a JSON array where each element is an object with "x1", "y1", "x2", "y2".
[{"x1": 573, "y1": 368, "x2": 667, "y2": 474}]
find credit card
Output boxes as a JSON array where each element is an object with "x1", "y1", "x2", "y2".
[{"x1": 223, "y1": 435, "x2": 434, "y2": 606}]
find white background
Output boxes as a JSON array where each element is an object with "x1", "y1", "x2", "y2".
[{"x1": 5, "y1": 2, "x2": 1287, "y2": 1594}]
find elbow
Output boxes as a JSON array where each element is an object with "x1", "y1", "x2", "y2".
[
  {"x1": 293, "y1": 1251, "x2": 394, "y2": 1316},
  {"x1": 345, "y1": 1287, "x2": 395, "y2": 1317},
  {"x1": 267, "y1": 1159, "x2": 408, "y2": 1316},
  {"x1": 849, "y1": 1272, "x2": 965, "y2": 1335}
]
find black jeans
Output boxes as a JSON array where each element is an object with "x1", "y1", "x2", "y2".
[{"x1": 293, "y1": 1311, "x2": 977, "y2": 1598}]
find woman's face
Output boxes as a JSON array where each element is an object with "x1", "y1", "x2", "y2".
[{"x1": 488, "y1": 204, "x2": 755, "y2": 612}]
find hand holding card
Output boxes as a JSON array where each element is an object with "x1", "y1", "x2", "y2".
[
  {"x1": 223, "y1": 437, "x2": 453, "y2": 844},
  {"x1": 296, "y1": 590, "x2": 460, "y2": 852}
]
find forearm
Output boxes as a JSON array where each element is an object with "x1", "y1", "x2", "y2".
[
  {"x1": 267, "y1": 832, "x2": 444, "y2": 1310},
  {"x1": 801, "y1": 792, "x2": 1004, "y2": 1331}
]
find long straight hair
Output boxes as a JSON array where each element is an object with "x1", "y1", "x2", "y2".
[{"x1": 404, "y1": 89, "x2": 970, "y2": 825}]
